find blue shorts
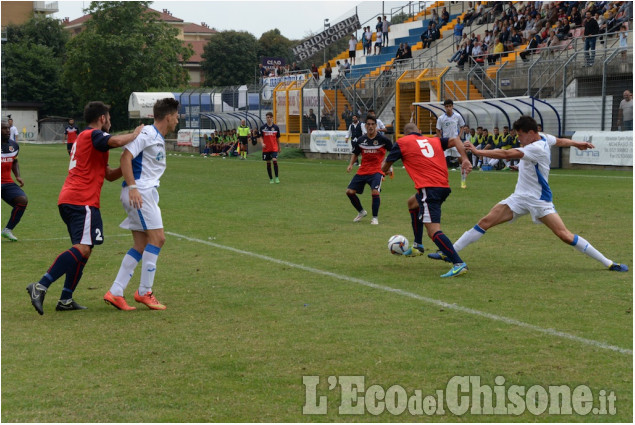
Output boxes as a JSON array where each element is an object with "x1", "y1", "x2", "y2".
[
  {"x1": 58, "y1": 204, "x2": 104, "y2": 246},
  {"x1": 347, "y1": 173, "x2": 383, "y2": 194},
  {"x1": 1, "y1": 183, "x2": 26, "y2": 204},
  {"x1": 416, "y1": 187, "x2": 451, "y2": 223},
  {"x1": 262, "y1": 152, "x2": 278, "y2": 161}
]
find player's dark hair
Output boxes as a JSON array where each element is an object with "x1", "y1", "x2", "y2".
[
  {"x1": 84, "y1": 101, "x2": 110, "y2": 124},
  {"x1": 365, "y1": 115, "x2": 377, "y2": 124},
  {"x1": 443, "y1": 99, "x2": 454, "y2": 106},
  {"x1": 266, "y1": 112, "x2": 273, "y2": 117},
  {"x1": 154, "y1": 98, "x2": 179, "y2": 120},
  {"x1": 513, "y1": 115, "x2": 539, "y2": 133}
]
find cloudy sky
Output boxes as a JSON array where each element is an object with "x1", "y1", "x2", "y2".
[{"x1": 52, "y1": 0, "x2": 414, "y2": 40}]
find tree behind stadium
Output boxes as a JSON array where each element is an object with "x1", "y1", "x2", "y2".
[
  {"x1": 3, "y1": 16, "x2": 74, "y2": 118},
  {"x1": 64, "y1": 1, "x2": 192, "y2": 129}
]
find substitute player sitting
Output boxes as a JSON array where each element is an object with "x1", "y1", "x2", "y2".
[
  {"x1": 429, "y1": 115, "x2": 628, "y2": 272},
  {"x1": 346, "y1": 115, "x2": 392, "y2": 225}
]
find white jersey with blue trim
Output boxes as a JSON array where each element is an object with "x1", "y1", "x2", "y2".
[
  {"x1": 514, "y1": 133, "x2": 556, "y2": 201},
  {"x1": 124, "y1": 125, "x2": 166, "y2": 189}
]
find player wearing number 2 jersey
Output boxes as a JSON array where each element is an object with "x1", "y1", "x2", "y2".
[
  {"x1": 26, "y1": 101, "x2": 143, "y2": 315},
  {"x1": 382, "y1": 122, "x2": 472, "y2": 278}
]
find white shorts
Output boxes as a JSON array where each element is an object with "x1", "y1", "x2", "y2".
[
  {"x1": 119, "y1": 186, "x2": 163, "y2": 231},
  {"x1": 499, "y1": 193, "x2": 556, "y2": 224}
]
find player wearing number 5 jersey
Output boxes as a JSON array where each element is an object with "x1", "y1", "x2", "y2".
[
  {"x1": 26, "y1": 101, "x2": 143, "y2": 315},
  {"x1": 382, "y1": 122, "x2": 472, "y2": 278}
]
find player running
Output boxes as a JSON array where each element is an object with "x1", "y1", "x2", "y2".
[
  {"x1": 429, "y1": 115, "x2": 628, "y2": 272},
  {"x1": 1, "y1": 118, "x2": 28, "y2": 241},
  {"x1": 382, "y1": 122, "x2": 472, "y2": 278},
  {"x1": 346, "y1": 115, "x2": 392, "y2": 225}
]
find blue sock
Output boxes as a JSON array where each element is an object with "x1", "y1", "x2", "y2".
[
  {"x1": 39, "y1": 247, "x2": 84, "y2": 289},
  {"x1": 410, "y1": 208, "x2": 423, "y2": 245},
  {"x1": 371, "y1": 194, "x2": 380, "y2": 217},
  {"x1": 432, "y1": 231, "x2": 463, "y2": 264}
]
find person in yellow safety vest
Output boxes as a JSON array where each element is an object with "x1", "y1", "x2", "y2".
[
  {"x1": 471, "y1": 126, "x2": 484, "y2": 168},
  {"x1": 485, "y1": 127, "x2": 514, "y2": 170},
  {"x1": 475, "y1": 128, "x2": 490, "y2": 169},
  {"x1": 237, "y1": 120, "x2": 250, "y2": 160}
]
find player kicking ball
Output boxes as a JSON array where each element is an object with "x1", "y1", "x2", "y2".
[
  {"x1": 429, "y1": 115, "x2": 628, "y2": 272},
  {"x1": 104, "y1": 98, "x2": 180, "y2": 311}
]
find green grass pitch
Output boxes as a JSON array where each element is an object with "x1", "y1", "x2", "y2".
[{"x1": 1, "y1": 144, "x2": 632, "y2": 422}]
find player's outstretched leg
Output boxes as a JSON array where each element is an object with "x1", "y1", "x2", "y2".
[{"x1": 541, "y1": 213, "x2": 629, "y2": 272}]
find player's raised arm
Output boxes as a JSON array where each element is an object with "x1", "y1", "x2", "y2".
[
  {"x1": 107, "y1": 124, "x2": 144, "y2": 148},
  {"x1": 448, "y1": 137, "x2": 472, "y2": 175},
  {"x1": 555, "y1": 137, "x2": 595, "y2": 150},
  {"x1": 466, "y1": 142, "x2": 524, "y2": 160}
]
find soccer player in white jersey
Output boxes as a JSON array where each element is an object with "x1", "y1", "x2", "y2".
[
  {"x1": 104, "y1": 98, "x2": 180, "y2": 310},
  {"x1": 436, "y1": 99, "x2": 465, "y2": 167},
  {"x1": 429, "y1": 115, "x2": 628, "y2": 272}
]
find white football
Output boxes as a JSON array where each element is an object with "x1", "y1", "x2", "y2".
[{"x1": 388, "y1": 234, "x2": 409, "y2": 255}]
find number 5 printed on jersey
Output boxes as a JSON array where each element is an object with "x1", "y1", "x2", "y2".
[{"x1": 417, "y1": 138, "x2": 435, "y2": 158}]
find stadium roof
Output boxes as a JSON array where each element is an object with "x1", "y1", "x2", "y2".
[{"x1": 413, "y1": 96, "x2": 562, "y2": 136}]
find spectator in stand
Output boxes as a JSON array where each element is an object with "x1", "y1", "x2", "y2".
[
  {"x1": 403, "y1": 42, "x2": 412, "y2": 59},
  {"x1": 382, "y1": 16, "x2": 390, "y2": 46},
  {"x1": 311, "y1": 63, "x2": 319, "y2": 80},
  {"x1": 305, "y1": 109, "x2": 318, "y2": 132},
  {"x1": 396, "y1": 43, "x2": 405, "y2": 61},
  {"x1": 457, "y1": 38, "x2": 474, "y2": 70},
  {"x1": 453, "y1": 18, "x2": 465, "y2": 47},
  {"x1": 324, "y1": 62, "x2": 332, "y2": 88},
  {"x1": 520, "y1": 34, "x2": 540, "y2": 61},
  {"x1": 488, "y1": 37, "x2": 505, "y2": 65},
  {"x1": 556, "y1": 18, "x2": 571, "y2": 40},
  {"x1": 374, "y1": 29, "x2": 383, "y2": 54},
  {"x1": 361, "y1": 28, "x2": 369, "y2": 56},
  {"x1": 430, "y1": 9, "x2": 440, "y2": 27},
  {"x1": 471, "y1": 41, "x2": 485, "y2": 64},
  {"x1": 483, "y1": 29, "x2": 493, "y2": 47},
  {"x1": 348, "y1": 34, "x2": 357, "y2": 66},
  {"x1": 463, "y1": 2, "x2": 475, "y2": 25},
  {"x1": 510, "y1": 28, "x2": 523, "y2": 48},
  {"x1": 365, "y1": 26, "x2": 373, "y2": 55},
  {"x1": 449, "y1": 34, "x2": 469, "y2": 62},
  {"x1": 472, "y1": 2, "x2": 484, "y2": 25},
  {"x1": 523, "y1": 14, "x2": 537, "y2": 40},
  {"x1": 441, "y1": 7, "x2": 450, "y2": 25},
  {"x1": 569, "y1": 6, "x2": 583, "y2": 27},
  {"x1": 618, "y1": 89, "x2": 633, "y2": 131},
  {"x1": 341, "y1": 105, "x2": 353, "y2": 130},
  {"x1": 343, "y1": 59, "x2": 351, "y2": 76},
  {"x1": 421, "y1": 21, "x2": 439, "y2": 49},
  {"x1": 618, "y1": 24, "x2": 628, "y2": 58},
  {"x1": 583, "y1": 10, "x2": 600, "y2": 66}
]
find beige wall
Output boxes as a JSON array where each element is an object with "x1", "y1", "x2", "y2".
[{"x1": 1, "y1": 1, "x2": 33, "y2": 27}]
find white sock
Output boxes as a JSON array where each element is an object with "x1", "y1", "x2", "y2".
[
  {"x1": 453, "y1": 225, "x2": 486, "y2": 253},
  {"x1": 571, "y1": 235, "x2": 612, "y2": 267},
  {"x1": 110, "y1": 248, "x2": 141, "y2": 297},
  {"x1": 139, "y1": 244, "x2": 161, "y2": 295}
]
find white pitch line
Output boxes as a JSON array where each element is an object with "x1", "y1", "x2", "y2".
[
  {"x1": 12, "y1": 234, "x2": 131, "y2": 242},
  {"x1": 167, "y1": 231, "x2": 632, "y2": 356}
]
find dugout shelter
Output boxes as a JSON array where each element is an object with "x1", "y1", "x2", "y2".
[{"x1": 412, "y1": 96, "x2": 562, "y2": 137}]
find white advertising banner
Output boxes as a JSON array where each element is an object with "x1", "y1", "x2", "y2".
[
  {"x1": 288, "y1": 90, "x2": 300, "y2": 115},
  {"x1": 310, "y1": 131, "x2": 351, "y2": 154},
  {"x1": 569, "y1": 131, "x2": 633, "y2": 166}
]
